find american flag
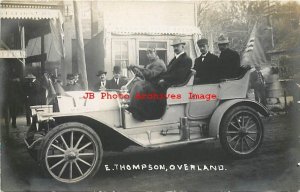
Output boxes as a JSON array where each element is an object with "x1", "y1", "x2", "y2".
[{"x1": 241, "y1": 23, "x2": 267, "y2": 67}]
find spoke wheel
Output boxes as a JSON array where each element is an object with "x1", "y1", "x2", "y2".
[
  {"x1": 39, "y1": 122, "x2": 103, "y2": 183},
  {"x1": 220, "y1": 106, "x2": 263, "y2": 158}
]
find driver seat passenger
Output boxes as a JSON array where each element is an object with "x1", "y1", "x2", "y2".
[{"x1": 128, "y1": 69, "x2": 196, "y2": 121}]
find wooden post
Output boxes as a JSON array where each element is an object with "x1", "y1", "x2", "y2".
[
  {"x1": 73, "y1": 0, "x2": 88, "y2": 90},
  {"x1": 284, "y1": 90, "x2": 287, "y2": 113},
  {"x1": 62, "y1": 1, "x2": 73, "y2": 85},
  {"x1": 21, "y1": 25, "x2": 25, "y2": 77},
  {"x1": 41, "y1": 35, "x2": 45, "y2": 73}
]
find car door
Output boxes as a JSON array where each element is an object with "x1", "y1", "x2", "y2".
[{"x1": 186, "y1": 83, "x2": 220, "y2": 120}]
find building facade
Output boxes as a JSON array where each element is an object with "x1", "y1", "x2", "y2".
[
  {"x1": 0, "y1": 0, "x2": 64, "y2": 78},
  {"x1": 64, "y1": 1, "x2": 201, "y2": 88}
]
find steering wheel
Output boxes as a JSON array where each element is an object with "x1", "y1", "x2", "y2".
[
  {"x1": 130, "y1": 66, "x2": 145, "y2": 80},
  {"x1": 120, "y1": 66, "x2": 145, "y2": 92}
]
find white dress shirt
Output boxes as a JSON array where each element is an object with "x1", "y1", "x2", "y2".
[{"x1": 175, "y1": 51, "x2": 185, "y2": 59}]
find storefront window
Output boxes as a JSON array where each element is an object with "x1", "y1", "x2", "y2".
[
  {"x1": 112, "y1": 40, "x2": 129, "y2": 76},
  {"x1": 139, "y1": 41, "x2": 167, "y2": 66}
]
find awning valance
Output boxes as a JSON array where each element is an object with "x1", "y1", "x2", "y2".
[
  {"x1": 105, "y1": 25, "x2": 201, "y2": 36},
  {"x1": 0, "y1": 8, "x2": 63, "y2": 21}
]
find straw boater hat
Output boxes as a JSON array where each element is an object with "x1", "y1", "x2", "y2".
[
  {"x1": 217, "y1": 34, "x2": 230, "y2": 44},
  {"x1": 96, "y1": 70, "x2": 107, "y2": 76},
  {"x1": 171, "y1": 38, "x2": 186, "y2": 46}
]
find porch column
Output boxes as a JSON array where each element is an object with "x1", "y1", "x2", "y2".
[{"x1": 21, "y1": 25, "x2": 25, "y2": 76}]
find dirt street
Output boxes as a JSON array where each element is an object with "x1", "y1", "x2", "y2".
[{"x1": 1, "y1": 112, "x2": 300, "y2": 191}]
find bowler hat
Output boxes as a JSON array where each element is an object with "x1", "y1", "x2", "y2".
[
  {"x1": 171, "y1": 38, "x2": 186, "y2": 46},
  {"x1": 67, "y1": 74, "x2": 75, "y2": 80},
  {"x1": 197, "y1": 38, "x2": 208, "y2": 46},
  {"x1": 113, "y1": 66, "x2": 122, "y2": 73},
  {"x1": 217, "y1": 34, "x2": 229, "y2": 44},
  {"x1": 96, "y1": 70, "x2": 107, "y2": 76}
]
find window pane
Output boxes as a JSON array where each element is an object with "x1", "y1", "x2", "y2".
[
  {"x1": 115, "y1": 60, "x2": 121, "y2": 66},
  {"x1": 139, "y1": 42, "x2": 148, "y2": 48},
  {"x1": 156, "y1": 50, "x2": 167, "y2": 65},
  {"x1": 139, "y1": 50, "x2": 148, "y2": 66},
  {"x1": 113, "y1": 41, "x2": 121, "y2": 50},
  {"x1": 139, "y1": 41, "x2": 167, "y2": 49},
  {"x1": 120, "y1": 60, "x2": 128, "y2": 68},
  {"x1": 156, "y1": 42, "x2": 167, "y2": 49},
  {"x1": 121, "y1": 42, "x2": 128, "y2": 59},
  {"x1": 115, "y1": 54, "x2": 122, "y2": 60},
  {"x1": 122, "y1": 41, "x2": 128, "y2": 47},
  {"x1": 113, "y1": 41, "x2": 121, "y2": 59},
  {"x1": 122, "y1": 51, "x2": 128, "y2": 59}
]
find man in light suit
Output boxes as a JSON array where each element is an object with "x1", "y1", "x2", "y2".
[
  {"x1": 106, "y1": 66, "x2": 128, "y2": 90},
  {"x1": 159, "y1": 38, "x2": 192, "y2": 87},
  {"x1": 193, "y1": 38, "x2": 219, "y2": 84}
]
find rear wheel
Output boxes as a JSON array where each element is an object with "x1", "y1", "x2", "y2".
[
  {"x1": 220, "y1": 106, "x2": 263, "y2": 158},
  {"x1": 39, "y1": 122, "x2": 103, "y2": 183}
]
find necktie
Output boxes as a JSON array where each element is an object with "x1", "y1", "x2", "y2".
[
  {"x1": 201, "y1": 56, "x2": 205, "y2": 62},
  {"x1": 115, "y1": 78, "x2": 119, "y2": 85}
]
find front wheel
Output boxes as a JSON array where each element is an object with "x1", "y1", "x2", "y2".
[
  {"x1": 39, "y1": 122, "x2": 103, "y2": 183},
  {"x1": 220, "y1": 106, "x2": 264, "y2": 158}
]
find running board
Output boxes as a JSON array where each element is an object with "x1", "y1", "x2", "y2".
[{"x1": 147, "y1": 137, "x2": 216, "y2": 148}]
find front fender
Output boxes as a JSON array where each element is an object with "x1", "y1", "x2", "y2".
[{"x1": 208, "y1": 99, "x2": 269, "y2": 138}]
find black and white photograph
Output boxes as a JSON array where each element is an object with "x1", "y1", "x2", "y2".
[{"x1": 0, "y1": 0, "x2": 299, "y2": 191}]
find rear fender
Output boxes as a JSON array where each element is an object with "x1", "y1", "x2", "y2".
[{"x1": 208, "y1": 99, "x2": 269, "y2": 138}]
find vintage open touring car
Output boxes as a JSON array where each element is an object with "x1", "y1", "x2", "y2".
[{"x1": 24, "y1": 66, "x2": 269, "y2": 183}]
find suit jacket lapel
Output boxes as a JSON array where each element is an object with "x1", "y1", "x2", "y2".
[{"x1": 168, "y1": 53, "x2": 185, "y2": 70}]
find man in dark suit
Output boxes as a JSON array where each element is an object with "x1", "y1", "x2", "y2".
[
  {"x1": 193, "y1": 38, "x2": 219, "y2": 84},
  {"x1": 217, "y1": 34, "x2": 241, "y2": 79},
  {"x1": 159, "y1": 38, "x2": 192, "y2": 87},
  {"x1": 8, "y1": 69, "x2": 23, "y2": 128},
  {"x1": 106, "y1": 66, "x2": 128, "y2": 90},
  {"x1": 64, "y1": 74, "x2": 82, "y2": 91},
  {"x1": 23, "y1": 74, "x2": 42, "y2": 125},
  {"x1": 250, "y1": 65, "x2": 267, "y2": 106},
  {"x1": 93, "y1": 70, "x2": 107, "y2": 91}
]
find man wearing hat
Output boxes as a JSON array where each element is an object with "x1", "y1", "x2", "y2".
[
  {"x1": 193, "y1": 38, "x2": 219, "y2": 84},
  {"x1": 64, "y1": 74, "x2": 82, "y2": 91},
  {"x1": 159, "y1": 38, "x2": 192, "y2": 87},
  {"x1": 94, "y1": 70, "x2": 107, "y2": 91},
  {"x1": 128, "y1": 47, "x2": 167, "y2": 120},
  {"x1": 106, "y1": 66, "x2": 128, "y2": 90},
  {"x1": 23, "y1": 73, "x2": 42, "y2": 125},
  {"x1": 217, "y1": 34, "x2": 241, "y2": 79}
]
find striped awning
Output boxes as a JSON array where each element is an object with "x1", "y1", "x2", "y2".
[{"x1": 106, "y1": 25, "x2": 201, "y2": 36}]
